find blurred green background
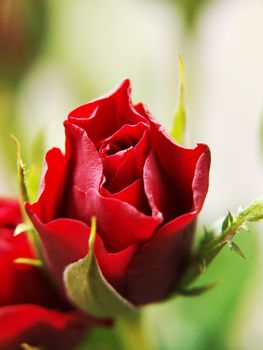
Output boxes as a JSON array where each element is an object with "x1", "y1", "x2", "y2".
[{"x1": 1, "y1": 0, "x2": 263, "y2": 349}]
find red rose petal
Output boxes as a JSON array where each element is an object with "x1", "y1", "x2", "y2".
[
  {"x1": 67, "y1": 79, "x2": 147, "y2": 144},
  {"x1": 0, "y1": 198, "x2": 21, "y2": 227},
  {"x1": 34, "y1": 148, "x2": 66, "y2": 223},
  {"x1": 126, "y1": 142, "x2": 210, "y2": 305},
  {"x1": 0, "y1": 207, "x2": 68, "y2": 309},
  {"x1": 64, "y1": 122, "x2": 103, "y2": 193},
  {"x1": 103, "y1": 127, "x2": 150, "y2": 194},
  {"x1": 145, "y1": 124, "x2": 210, "y2": 218},
  {"x1": 0, "y1": 200, "x2": 100, "y2": 348},
  {"x1": 125, "y1": 213, "x2": 196, "y2": 305},
  {"x1": 0, "y1": 232, "x2": 53, "y2": 308},
  {"x1": 25, "y1": 204, "x2": 137, "y2": 294},
  {"x1": 25, "y1": 205, "x2": 89, "y2": 288},
  {"x1": 0, "y1": 305, "x2": 89, "y2": 350},
  {"x1": 99, "y1": 122, "x2": 149, "y2": 185},
  {"x1": 100, "y1": 179, "x2": 151, "y2": 215},
  {"x1": 67, "y1": 186, "x2": 162, "y2": 252}
]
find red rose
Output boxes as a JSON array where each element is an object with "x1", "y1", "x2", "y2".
[
  {"x1": 26, "y1": 79, "x2": 210, "y2": 306},
  {"x1": 0, "y1": 198, "x2": 98, "y2": 350}
]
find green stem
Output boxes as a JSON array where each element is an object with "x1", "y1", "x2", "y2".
[
  {"x1": 116, "y1": 311, "x2": 155, "y2": 350},
  {"x1": 178, "y1": 209, "x2": 258, "y2": 292}
]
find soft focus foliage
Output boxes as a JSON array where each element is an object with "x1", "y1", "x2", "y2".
[
  {"x1": 0, "y1": 0, "x2": 47, "y2": 85},
  {"x1": 170, "y1": 0, "x2": 211, "y2": 29}
]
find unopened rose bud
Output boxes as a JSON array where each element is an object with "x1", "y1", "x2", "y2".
[{"x1": 26, "y1": 79, "x2": 211, "y2": 317}]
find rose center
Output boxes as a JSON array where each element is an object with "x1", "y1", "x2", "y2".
[{"x1": 101, "y1": 138, "x2": 136, "y2": 156}]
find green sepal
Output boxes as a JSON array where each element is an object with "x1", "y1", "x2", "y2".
[
  {"x1": 14, "y1": 223, "x2": 33, "y2": 236},
  {"x1": 64, "y1": 217, "x2": 136, "y2": 318},
  {"x1": 11, "y1": 135, "x2": 29, "y2": 203},
  {"x1": 178, "y1": 282, "x2": 216, "y2": 297},
  {"x1": 27, "y1": 130, "x2": 45, "y2": 201},
  {"x1": 14, "y1": 258, "x2": 43, "y2": 267},
  {"x1": 12, "y1": 135, "x2": 42, "y2": 260},
  {"x1": 170, "y1": 54, "x2": 187, "y2": 145}
]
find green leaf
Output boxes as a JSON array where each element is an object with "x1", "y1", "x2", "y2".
[
  {"x1": 170, "y1": 54, "x2": 187, "y2": 145},
  {"x1": 14, "y1": 223, "x2": 33, "y2": 236},
  {"x1": 64, "y1": 217, "x2": 136, "y2": 318},
  {"x1": 178, "y1": 199, "x2": 263, "y2": 294},
  {"x1": 14, "y1": 258, "x2": 43, "y2": 267},
  {"x1": 228, "y1": 241, "x2": 246, "y2": 260},
  {"x1": 221, "y1": 211, "x2": 234, "y2": 232}
]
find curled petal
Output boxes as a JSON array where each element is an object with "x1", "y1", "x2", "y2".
[
  {"x1": 100, "y1": 179, "x2": 151, "y2": 215},
  {"x1": 67, "y1": 79, "x2": 148, "y2": 144},
  {"x1": 99, "y1": 122, "x2": 149, "y2": 190},
  {"x1": 33, "y1": 148, "x2": 66, "y2": 223}
]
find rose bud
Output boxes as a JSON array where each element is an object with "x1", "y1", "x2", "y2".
[
  {"x1": 26, "y1": 79, "x2": 210, "y2": 316},
  {"x1": 0, "y1": 198, "x2": 102, "y2": 350}
]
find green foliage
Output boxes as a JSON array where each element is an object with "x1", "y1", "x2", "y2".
[
  {"x1": 171, "y1": 0, "x2": 212, "y2": 30},
  {"x1": 64, "y1": 217, "x2": 136, "y2": 318},
  {"x1": 0, "y1": 0, "x2": 47, "y2": 86},
  {"x1": 171, "y1": 54, "x2": 187, "y2": 145}
]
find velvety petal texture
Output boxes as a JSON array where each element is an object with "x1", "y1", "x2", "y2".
[
  {"x1": 27, "y1": 79, "x2": 211, "y2": 307},
  {"x1": 0, "y1": 199, "x2": 100, "y2": 350}
]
